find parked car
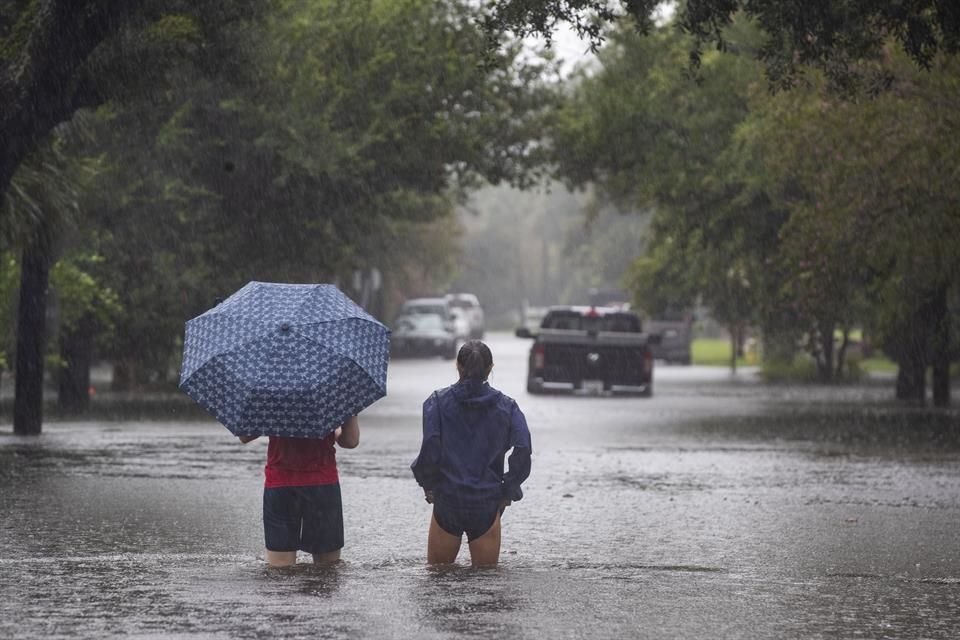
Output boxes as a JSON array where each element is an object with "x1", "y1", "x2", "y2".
[
  {"x1": 391, "y1": 312, "x2": 457, "y2": 359},
  {"x1": 448, "y1": 307, "x2": 471, "y2": 341},
  {"x1": 400, "y1": 296, "x2": 454, "y2": 318},
  {"x1": 520, "y1": 303, "x2": 547, "y2": 334},
  {"x1": 645, "y1": 313, "x2": 693, "y2": 365},
  {"x1": 446, "y1": 293, "x2": 484, "y2": 339},
  {"x1": 398, "y1": 295, "x2": 467, "y2": 341},
  {"x1": 516, "y1": 305, "x2": 658, "y2": 396}
]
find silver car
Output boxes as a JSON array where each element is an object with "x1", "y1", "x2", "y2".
[{"x1": 391, "y1": 312, "x2": 457, "y2": 359}]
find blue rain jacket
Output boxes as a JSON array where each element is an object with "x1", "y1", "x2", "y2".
[{"x1": 411, "y1": 378, "x2": 532, "y2": 505}]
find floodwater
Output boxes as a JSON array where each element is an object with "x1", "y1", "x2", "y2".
[{"x1": 2, "y1": 334, "x2": 959, "y2": 639}]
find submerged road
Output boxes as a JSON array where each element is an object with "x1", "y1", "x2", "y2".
[{"x1": 1, "y1": 333, "x2": 959, "y2": 639}]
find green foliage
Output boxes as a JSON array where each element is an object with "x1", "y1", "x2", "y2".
[
  {"x1": 0, "y1": 0, "x2": 35, "y2": 61},
  {"x1": 486, "y1": 0, "x2": 960, "y2": 93},
  {"x1": 691, "y1": 338, "x2": 748, "y2": 367},
  {"x1": 1, "y1": 123, "x2": 97, "y2": 252},
  {"x1": 549, "y1": 11, "x2": 960, "y2": 388},
  {"x1": 50, "y1": 255, "x2": 119, "y2": 332},
  {"x1": 24, "y1": 0, "x2": 555, "y2": 384},
  {"x1": 860, "y1": 356, "x2": 897, "y2": 375},
  {"x1": 553, "y1": 19, "x2": 769, "y2": 336},
  {"x1": 625, "y1": 236, "x2": 699, "y2": 314},
  {"x1": 0, "y1": 253, "x2": 18, "y2": 370},
  {"x1": 144, "y1": 15, "x2": 203, "y2": 46},
  {"x1": 737, "y1": 49, "x2": 960, "y2": 372},
  {"x1": 760, "y1": 351, "x2": 866, "y2": 383},
  {"x1": 760, "y1": 355, "x2": 822, "y2": 383}
]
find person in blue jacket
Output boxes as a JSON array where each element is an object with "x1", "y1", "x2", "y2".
[{"x1": 411, "y1": 340, "x2": 532, "y2": 567}]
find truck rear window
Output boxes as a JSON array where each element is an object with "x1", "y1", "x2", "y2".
[{"x1": 541, "y1": 311, "x2": 641, "y2": 332}]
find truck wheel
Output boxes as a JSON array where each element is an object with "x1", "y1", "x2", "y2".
[
  {"x1": 638, "y1": 385, "x2": 653, "y2": 398},
  {"x1": 526, "y1": 378, "x2": 543, "y2": 394}
]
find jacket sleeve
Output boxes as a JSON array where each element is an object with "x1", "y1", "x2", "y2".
[
  {"x1": 411, "y1": 392, "x2": 442, "y2": 490},
  {"x1": 501, "y1": 401, "x2": 532, "y2": 502}
]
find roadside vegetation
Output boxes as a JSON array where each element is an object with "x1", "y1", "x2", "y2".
[
  {"x1": 545, "y1": 18, "x2": 959, "y2": 403},
  {"x1": 0, "y1": 0, "x2": 555, "y2": 432},
  {"x1": 2, "y1": 1, "x2": 959, "y2": 434},
  {"x1": 690, "y1": 339, "x2": 748, "y2": 369}
]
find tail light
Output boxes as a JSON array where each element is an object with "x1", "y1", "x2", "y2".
[
  {"x1": 532, "y1": 343, "x2": 545, "y2": 369},
  {"x1": 642, "y1": 348, "x2": 653, "y2": 375}
]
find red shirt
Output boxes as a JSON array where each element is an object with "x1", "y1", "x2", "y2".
[{"x1": 264, "y1": 433, "x2": 339, "y2": 488}]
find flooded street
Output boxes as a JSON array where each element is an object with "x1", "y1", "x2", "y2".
[{"x1": 2, "y1": 333, "x2": 959, "y2": 639}]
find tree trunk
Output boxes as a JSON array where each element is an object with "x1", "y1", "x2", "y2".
[
  {"x1": 895, "y1": 361, "x2": 925, "y2": 401},
  {"x1": 889, "y1": 289, "x2": 946, "y2": 404},
  {"x1": 13, "y1": 246, "x2": 51, "y2": 435},
  {"x1": 930, "y1": 286, "x2": 950, "y2": 407},
  {"x1": 932, "y1": 359, "x2": 950, "y2": 407},
  {"x1": 835, "y1": 328, "x2": 850, "y2": 379},
  {"x1": 818, "y1": 319, "x2": 835, "y2": 383},
  {"x1": 729, "y1": 326, "x2": 738, "y2": 374},
  {"x1": 112, "y1": 360, "x2": 136, "y2": 392},
  {"x1": 897, "y1": 324, "x2": 927, "y2": 402},
  {"x1": 57, "y1": 316, "x2": 94, "y2": 414}
]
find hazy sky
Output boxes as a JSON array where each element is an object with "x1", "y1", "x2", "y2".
[{"x1": 527, "y1": 3, "x2": 676, "y2": 77}]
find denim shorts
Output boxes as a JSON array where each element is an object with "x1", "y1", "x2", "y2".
[
  {"x1": 263, "y1": 484, "x2": 343, "y2": 554},
  {"x1": 432, "y1": 494, "x2": 503, "y2": 542}
]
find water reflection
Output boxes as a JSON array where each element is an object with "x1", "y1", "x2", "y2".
[
  {"x1": 413, "y1": 566, "x2": 525, "y2": 638},
  {"x1": 281, "y1": 562, "x2": 344, "y2": 599}
]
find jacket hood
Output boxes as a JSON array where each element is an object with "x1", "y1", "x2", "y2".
[{"x1": 450, "y1": 378, "x2": 501, "y2": 407}]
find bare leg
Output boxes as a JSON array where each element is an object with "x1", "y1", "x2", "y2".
[
  {"x1": 427, "y1": 513, "x2": 462, "y2": 564},
  {"x1": 467, "y1": 512, "x2": 501, "y2": 568},
  {"x1": 265, "y1": 550, "x2": 297, "y2": 567},
  {"x1": 312, "y1": 549, "x2": 341, "y2": 566}
]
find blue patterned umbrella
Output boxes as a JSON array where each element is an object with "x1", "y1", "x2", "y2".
[{"x1": 179, "y1": 282, "x2": 390, "y2": 438}]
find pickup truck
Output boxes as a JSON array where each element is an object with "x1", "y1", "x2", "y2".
[{"x1": 515, "y1": 306, "x2": 658, "y2": 396}]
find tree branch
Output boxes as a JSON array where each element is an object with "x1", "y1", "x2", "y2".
[{"x1": 0, "y1": 0, "x2": 144, "y2": 210}]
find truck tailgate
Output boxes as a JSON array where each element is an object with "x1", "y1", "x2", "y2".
[{"x1": 536, "y1": 330, "x2": 651, "y2": 385}]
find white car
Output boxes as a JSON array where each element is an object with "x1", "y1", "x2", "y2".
[
  {"x1": 446, "y1": 293, "x2": 484, "y2": 339},
  {"x1": 400, "y1": 297, "x2": 452, "y2": 318},
  {"x1": 448, "y1": 307, "x2": 471, "y2": 341}
]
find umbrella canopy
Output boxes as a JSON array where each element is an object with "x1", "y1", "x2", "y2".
[{"x1": 179, "y1": 281, "x2": 390, "y2": 438}]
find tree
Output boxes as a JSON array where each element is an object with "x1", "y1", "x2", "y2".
[
  {"x1": 548, "y1": 10, "x2": 960, "y2": 397},
  {"x1": 725, "y1": 74, "x2": 873, "y2": 381},
  {"x1": 0, "y1": 1, "x2": 137, "y2": 213},
  {"x1": 550, "y1": 21, "x2": 772, "y2": 367},
  {"x1": 739, "y1": 51, "x2": 960, "y2": 400},
  {"x1": 0, "y1": 2, "x2": 263, "y2": 226},
  {"x1": 1, "y1": 2, "x2": 265, "y2": 430},
  {"x1": 53, "y1": 0, "x2": 554, "y2": 392},
  {"x1": 485, "y1": 0, "x2": 960, "y2": 92},
  {"x1": 1, "y1": 120, "x2": 94, "y2": 431},
  {"x1": 50, "y1": 254, "x2": 120, "y2": 413}
]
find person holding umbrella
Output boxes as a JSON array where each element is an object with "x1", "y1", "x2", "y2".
[
  {"x1": 179, "y1": 282, "x2": 392, "y2": 568},
  {"x1": 239, "y1": 416, "x2": 359, "y2": 567},
  {"x1": 411, "y1": 340, "x2": 532, "y2": 567}
]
